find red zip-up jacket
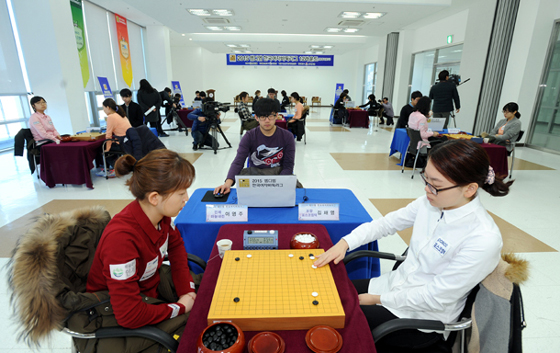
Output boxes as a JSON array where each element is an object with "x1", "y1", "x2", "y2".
[{"x1": 87, "y1": 200, "x2": 195, "y2": 328}]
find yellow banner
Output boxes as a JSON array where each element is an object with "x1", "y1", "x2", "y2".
[{"x1": 115, "y1": 14, "x2": 133, "y2": 87}]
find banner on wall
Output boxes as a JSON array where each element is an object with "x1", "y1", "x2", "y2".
[
  {"x1": 330, "y1": 83, "x2": 344, "y2": 123},
  {"x1": 171, "y1": 81, "x2": 186, "y2": 108},
  {"x1": 97, "y1": 77, "x2": 113, "y2": 99},
  {"x1": 115, "y1": 14, "x2": 133, "y2": 87},
  {"x1": 226, "y1": 54, "x2": 334, "y2": 67},
  {"x1": 70, "y1": 0, "x2": 90, "y2": 88}
]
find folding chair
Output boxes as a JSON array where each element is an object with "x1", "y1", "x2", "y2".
[
  {"x1": 402, "y1": 128, "x2": 429, "y2": 179},
  {"x1": 509, "y1": 130, "x2": 524, "y2": 179}
]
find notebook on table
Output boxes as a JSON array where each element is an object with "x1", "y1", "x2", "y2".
[{"x1": 235, "y1": 175, "x2": 297, "y2": 207}]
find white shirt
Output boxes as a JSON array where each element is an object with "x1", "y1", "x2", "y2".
[{"x1": 344, "y1": 195, "x2": 502, "y2": 325}]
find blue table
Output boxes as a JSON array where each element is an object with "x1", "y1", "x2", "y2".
[
  {"x1": 175, "y1": 188, "x2": 379, "y2": 280},
  {"x1": 390, "y1": 128, "x2": 452, "y2": 165}
]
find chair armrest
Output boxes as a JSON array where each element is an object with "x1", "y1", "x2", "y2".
[
  {"x1": 343, "y1": 250, "x2": 406, "y2": 265},
  {"x1": 94, "y1": 326, "x2": 179, "y2": 352},
  {"x1": 188, "y1": 253, "x2": 207, "y2": 271},
  {"x1": 372, "y1": 318, "x2": 446, "y2": 342}
]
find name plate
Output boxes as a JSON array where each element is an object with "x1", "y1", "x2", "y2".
[
  {"x1": 206, "y1": 204, "x2": 248, "y2": 222},
  {"x1": 298, "y1": 203, "x2": 339, "y2": 221}
]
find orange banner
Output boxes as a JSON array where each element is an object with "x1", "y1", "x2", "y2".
[{"x1": 115, "y1": 14, "x2": 133, "y2": 87}]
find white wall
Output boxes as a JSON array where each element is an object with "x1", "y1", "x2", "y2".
[
  {"x1": 145, "y1": 26, "x2": 173, "y2": 90},
  {"x1": 170, "y1": 46, "x2": 368, "y2": 106}
]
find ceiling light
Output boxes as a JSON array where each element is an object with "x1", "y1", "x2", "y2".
[
  {"x1": 205, "y1": 26, "x2": 223, "y2": 31},
  {"x1": 314, "y1": 51, "x2": 324, "y2": 54},
  {"x1": 238, "y1": 44, "x2": 250, "y2": 48},
  {"x1": 323, "y1": 45, "x2": 333, "y2": 49},
  {"x1": 343, "y1": 28, "x2": 360, "y2": 33},
  {"x1": 224, "y1": 26, "x2": 241, "y2": 31},
  {"x1": 362, "y1": 12, "x2": 386, "y2": 19},
  {"x1": 326, "y1": 28, "x2": 343, "y2": 33},
  {"x1": 232, "y1": 50, "x2": 242, "y2": 53},
  {"x1": 310, "y1": 45, "x2": 321, "y2": 49},
  {"x1": 244, "y1": 50, "x2": 252, "y2": 53},
  {"x1": 188, "y1": 9, "x2": 211, "y2": 16},
  {"x1": 340, "y1": 12, "x2": 361, "y2": 18},
  {"x1": 226, "y1": 44, "x2": 238, "y2": 48},
  {"x1": 304, "y1": 51, "x2": 314, "y2": 54},
  {"x1": 189, "y1": 38, "x2": 192, "y2": 41},
  {"x1": 452, "y1": 49, "x2": 463, "y2": 52},
  {"x1": 181, "y1": 34, "x2": 185, "y2": 36},
  {"x1": 212, "y1": 9, "x2": 234, "y2": 16}
]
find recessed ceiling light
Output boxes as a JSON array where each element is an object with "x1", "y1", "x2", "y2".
[
  {"x1": 238, "y1": 44, "x2": 250, "y2": 48},
  {"x1": 339, "y1": 12, "x2": 361, "y2": 18},
  {"x1": 224, "y1": 26, "x2": 241, "y2": 31},
  {"x1": 212, "y1": 9, "x2": 234, "y2": 16},
  {"x1": 310, "y1": 45, "x2": 321, "y2": 49},
  {"x1": 326, "y1": 28, "x2": 343, "y2": 33},
  {"x1": 314, "y1": 51, "x2": 324, "y2": 54},
  {"x1": 362, "y1": 12, "x2": 385, "y2": 19},
  {"x1": 205, "y1": 26, "x2": 223, "y2": 31},
  {"x1": 232, "y1": 50, "x2": 242, "y2": 53},
  {"x1": 344, "y1": 28, "x2": 360, "y2": 33},
  {"x1": 188, "y1": 9, "x2": 211, "y2": 16},
  {"x1": 181, "y1": 34, "x2": 185, "y2": 36},
  {"x1": 452, "y1": 49, "x2": 463, "y2": 52},
  {"x1": 323, "y1": 45, "x2": 333, "y2": 49},
  {"x1": 304, "y1": 51, "x2": 314, "y2": 54},
  {"x1": 226, "y1": 44, "x2": 238, "y2": 48},
  {"x1": 189, "y1": 38, "x2": 192, "y2": 41}
]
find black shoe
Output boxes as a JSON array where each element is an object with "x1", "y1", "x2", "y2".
[
  {"x1": 296, "y1": 138, "x2": 302, "y2": 141},
  {"x1": 192, "y1": 144, "x2": 198, "y2": 151},
  {"x1": 159, "y1": 132, "x2": 169, "y2": 137}
]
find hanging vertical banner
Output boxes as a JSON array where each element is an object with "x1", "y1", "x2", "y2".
[
  {"x1": 330, "y1": 83, "x2": 344, "y2": 123},
  {"x1": 70, "y1": 0, "x2": 89, "y2": 88},
  {"x1": 97, "y1": 77, "x2": 113, "y2": 99},
  {"x1": 171, "y1": 81, "x2": 186, "y2": 108},
  {"x1": 115, "y1": 14, "x2": 133, "y2": 87}
]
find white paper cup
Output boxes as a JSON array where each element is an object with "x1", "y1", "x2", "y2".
[
  {"x1": 483, "y1": 138, "x2": 489, "y2": 144},
  {"x1": 217, "y1": 239, "x2": 232, "y2": 258}
]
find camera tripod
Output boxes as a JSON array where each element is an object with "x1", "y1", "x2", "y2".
[
  {"x1": 199, "y1": 119, "x2": 232, "y2": 154},
  {"x1": 163, "y1": 109, "x2": 189, "y2": 136}
]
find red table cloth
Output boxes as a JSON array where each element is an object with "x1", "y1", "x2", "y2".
[
  {"x1": 177, "y1": 109, "x2": 194, "y2": 129},
  {"x1": 39, "y1": 139, "x2": 104, "y2": 189},
  {"x1": 481, "y1": 143, "x2": 509, "y2": 177},
  {"x1": 275, "y1": 117, "x2": 287, "y2": 130},
  {"x1": 177, "y1": 223, "x2": 376, "y2": 353},
  {"x1": 347, "y1": 109, "x2": 369, "y2": 128}
]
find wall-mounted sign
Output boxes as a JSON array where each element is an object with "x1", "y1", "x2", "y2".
[{"x1": 227, "y1": 54, "x2": 334, "y2": 67}]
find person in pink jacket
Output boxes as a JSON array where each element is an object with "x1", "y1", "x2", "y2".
[
  {"x1": 28, "y1": 96, "x2": 61, "y2": 143},
  {"x1": 408, "y1": 96, "x2": 441, "y2": 149}
]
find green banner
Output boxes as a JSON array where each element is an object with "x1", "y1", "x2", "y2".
[{"x1": 70, "y1": 0, "x2": 89, "y2": 88}]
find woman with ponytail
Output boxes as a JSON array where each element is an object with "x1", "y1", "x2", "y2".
[
  {"x1": 481, "y1": 102, "x2": 522, "y2": 152},
  {"x1": 315, "y1": 139, "x2": 512, "y2": 351},
  {"x1": 101, "y1": 98, "x2": 131, "y2": 175},
  {"x1": 87, "y1": 149, "x2": 197, "y2": 351}
]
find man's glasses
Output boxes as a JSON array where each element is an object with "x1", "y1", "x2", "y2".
[
  {"x1": 419, "y1": 172, "x2": 461, "y2": 195},
  {"x1": 258, "y1": 115, "x2": 277, "y2": 121}
]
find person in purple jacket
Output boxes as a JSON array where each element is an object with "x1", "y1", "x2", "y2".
[{"x1": 214, "y1": 98, "x2": 297, "y2": 195}]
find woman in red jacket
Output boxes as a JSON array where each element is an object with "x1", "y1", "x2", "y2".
[{"x1": 87, "y1": 149, "x2": 196, "y2": 349}]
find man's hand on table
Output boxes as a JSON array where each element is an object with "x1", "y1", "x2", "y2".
[
  {"x1": 314, "y1": 239, "x2": 349, "y2": 268},
  {"x1": 359, "y1": 294, "x2": 381, "y2": 305},
  {"x1": 214, "y1": 179, "x2": 233, "y2": 195}
]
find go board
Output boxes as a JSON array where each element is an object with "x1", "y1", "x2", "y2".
[{"x1": 207, "y1": 249, "x2": 345, "y2": 331}]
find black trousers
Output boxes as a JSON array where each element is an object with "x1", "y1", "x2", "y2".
[{"x1": 352, "y1": 279, "x2": 448, "y2": 353}]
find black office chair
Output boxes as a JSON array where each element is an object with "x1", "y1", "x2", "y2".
[
  {"x1": 101, "y1": 138, "x2": 126, "y2": 179},
  {"x1": 343, "y1": 250, "x2": 527, "y2": 353},
  {"x1": 14, "y1": 128, "x2": 50, "y2": 179},
  {"x1": 508, "y1": 130, "x2": 524, "y2": 179},
  {"x1": 402, "y1": 128, "x2": 429, "y2": 179},
  {"x1": 8, "y1": 206, "x2": 206, "y2": 353},
  {"x1": 288, "y1": 106, "x2": 309, "y2": 144}
]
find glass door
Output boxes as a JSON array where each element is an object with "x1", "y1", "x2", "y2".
[
  {"x1": 528, "y1": 21, "x2": 560, "y2": 152},
  {"x1": 362, "y1": 62, "x2": 377, "y2": 103}
]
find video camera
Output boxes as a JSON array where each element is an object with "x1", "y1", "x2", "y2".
[
  {"x1": 449, "y1": 74, "x2": 461, "y2": 86},
  {"x1": 202, "y1": 101, "x2": 230, "y2": 123}
]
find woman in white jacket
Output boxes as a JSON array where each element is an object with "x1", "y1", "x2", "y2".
[{"x1": 315, "y1": 139, "x2": 513, "y2": 351}]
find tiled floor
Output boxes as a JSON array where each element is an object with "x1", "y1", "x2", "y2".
[{"x1": 1, "y1": 107, "x2": 559, "y2": 351}]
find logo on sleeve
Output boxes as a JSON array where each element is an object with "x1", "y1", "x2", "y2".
[
  {"x1": 110, "y1": 259, "x2": 136, "y2": 280},
  {"x1": 433, "y1": 237, "x2": 450, "y2": 256},
  {"x1": 168, "y1": 303, "x2": 180, "y2": 319}
]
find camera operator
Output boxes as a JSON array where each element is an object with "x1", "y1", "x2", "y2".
[
  {"x1": 214, "y1": 98, "x2": 298, "y2": 196},
  {"x1": 159, "y1": 87, "x2": 175, "y2": 131},
  {"x1": 429, "y1": 70, "x2": 461, "y2": 129},
  {"x1": 187, "y1": 92, "x2": 221, "y2": 150}
]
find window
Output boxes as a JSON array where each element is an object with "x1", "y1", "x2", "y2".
[
  {"x1": 362, "y1": 62, "x2": 377, "y2": 103},
  {"x1": 0, "y1": 95, "x2": 31, "y2": 151}
]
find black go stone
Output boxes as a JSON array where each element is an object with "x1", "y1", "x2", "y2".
[
  {"x1": 235, "y1": 257, "x2": 240, "y2": 261},
  {"x1": 309, "y1": 254, "x2": 314, "y2": 257},
  {"x1": 299, "y1": 256, "x2": 304, "y2": 260},
  {"x1": 203, "y1": 323, "x2": 238, "y2": 350},
  {"x1": 234, "y1": 297, "x2": 240, "y2": 303},
  {"x1": 313, "y1": 300, "x2": 319, "y2": 305}
]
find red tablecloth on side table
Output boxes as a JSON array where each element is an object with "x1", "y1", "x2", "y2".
[
  {"x1": 348, "y1": 109, "x2": 369, "y2": 128},
  {"x1": 39, "y1": 138, "x2": 105, "y2": 189},
  {"x1": 481, "y1": 143, "x2": 508, "y2": 177},
  {"x1": 178, "y1": 223, "x2": 376, "y2": 353},
  {"x1": 177, "y1": 109, "x2": 194, "y2": 129},
  {"x1": 275, "y1": 117, "x2": 287, "y2": 130}
]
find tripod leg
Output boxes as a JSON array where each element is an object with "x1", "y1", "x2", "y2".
[
  {"x1": 212, "y1": 126, "x2": 218, "y2": 154},
  {"x1": 217, "y1": 124, "x2": 232, "y2": 147}
]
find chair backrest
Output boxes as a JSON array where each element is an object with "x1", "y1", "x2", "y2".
[
  {"x1": 516, "y1": 130, "x2": 524, "y2": 142},
  {"x1": 9, "y1": 207, "x2": 111, "y2": 346},
  {"x1": 406, "y1": 127, "x2": 424, "y2": 154},
  {"x1": 301, "y1": 106, "x2": 310, "y2": 120},
  {"x1": 312, "y1": 97, "x2": 321, "y2": 103}
]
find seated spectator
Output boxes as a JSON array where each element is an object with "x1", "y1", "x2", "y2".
[
  {"x1": 28, "y1": 96, "x2": 61, "y2": 143},
  {"x1": 280, "y1": 90, "x2": 290, "y2": 111},
  {"x1": 359, "y1": 94, "x2": 381, "y2": 117},
  {"x1": 343, "y1": 89, "x2": 352, "y2": 102},
  {"x1": 214, "y1": 98, "x2": 297, "y2": 195},
  {"x1": 253, "y1": 90, "x2": 262, "y2": 108},
  {"x1": 287, "y1": 92, "x2": 305, "y2": 141},
  {"x1": 396, "y1": 91, "x2": 422, "y2": 129},
  {"x1": 267, "y1": 88, "x2": 282, "y2": 113},
  {"x1": 194, "y1": 91, "x2": 202, "y2": 101},
  {"x1": 237, "y1": 91, "x2": 259, "y2": 131},
  {"x1": 86, "y1": 149, "x2": 198, "y2": 351},
  {"x1": 481, "y1": 102, "x2": 522, "y2": 153},
  {"x1": 408, "y1": 96, "x2": 443, "y2": 149},
  {"x1": 380, "y1": 97, "x2": 395, "y2": 126},
  {"x1": 120, "y1": 88, "x2": 144, "y2": 128},
  {"x1": 102, "y1": 98, "x2": 131, "y2": 175},
  {"x1": 333, "y1": 92, "x2": 348, "y2": 124},
  {"x1": 187, "y1": 92, "x2": 221, "y2": 150}
]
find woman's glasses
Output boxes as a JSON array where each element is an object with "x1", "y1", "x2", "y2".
[{"x1": 420, "y1": 172, "x2": 461, "y2": 195}]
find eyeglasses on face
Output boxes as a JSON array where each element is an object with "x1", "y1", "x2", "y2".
[
  {"x1": 419, "y1": 172, "x2": 461, "y2": 195},
  {"x1": 258, "y1": 115, "x2": 277, "y2": 121}
]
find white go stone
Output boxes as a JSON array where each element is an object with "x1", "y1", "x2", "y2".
[
  {"x1": 310, "y1": 256, "x2": 315, "y2": 260},
  {"x1": 247, "y1": 254, "x2": 252, "y2": 258},
  {"x1": 312, "y1": 292, "x2": 318, "y2": 297},
  {"x1": 288, "y1": 254, "x2": 294, "y2": 258},
  {"x1": 311, "y1": 265, "x2": 317, "y2": 269}
]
